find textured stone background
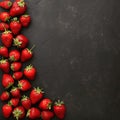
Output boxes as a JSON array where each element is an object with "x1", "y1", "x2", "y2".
[{"x1": 1, "y1": 0, "x2": 120, "y2": 120}]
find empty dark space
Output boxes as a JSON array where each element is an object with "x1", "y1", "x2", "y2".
[{"x1": 1, "y1": 0, "x2": 120, "y2": 120}]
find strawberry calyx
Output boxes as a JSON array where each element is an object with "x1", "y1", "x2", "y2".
[
  {"x1": 10, "y1": 64, "x2": 14, "y2": 71},
  {"x1": 11, "y1": 86, "x2": 18, "y2": 92},
  {"x1": 22, "y1": 14, "x2": 30, "y2": 17},
  {"x1": 26, "y1": 109, "x2": 30, "y2": 117},
  {"x1": 0, "y1": 46, "x2": 4, "y2": 49},
  {"x1": 17, "y1": 0, "x2": 25, "y2": 7},
  {"x1": 27, "y1": 45, "x2": 35, "y2": 54},
  {"x1": 6, "y1": 82, "x2": 14, "y2": 89},
  {"x1": 9, "y1": 56, "x2": 16, "y2": 61},
  {"x1": 21, "y1": 95, "x2": 28, "y2": 101},
  {"x1": 13, "y1": 38, "x2": 22, "y2": 47},
  {"x1": 7, "y1": 1, "x2": 12, "y2": 7},
  {"x1": 13, "y1": 108, "x2": 23, "y2": 120},
  {"x1": 3, "y1": 30, "x2": 12, "y2": 34},
  {"x1": 34, "y1": 87, "x2": 44, "y2": 94},
  {"x1": 0, "y1": 59, "x2": 8, "y2": 64},
  {"x1": 12, "y1": 17, "x2": 19, "y2": 22},
  {"x1": 54, "y1": 100, "x2": 64, "y2": 106},
  {"x1": 25, "y1": 64, "x2": 33, "y2": 71},
  {"x1": 48, "y1": 102, "x2": 52, "y2": 110},
  {"x1": 18, "y1": 82, "x2": 22, "y2": 89}
]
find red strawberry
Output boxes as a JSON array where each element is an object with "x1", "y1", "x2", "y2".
[
  {"x1": 0, "y1": 22, "x2": 9, "y2": 31},
  {"x1": 0, "y1": 46, "x2": 9, "y2": 58},
  {"x1": 53, "y1": 100, "x2": 66, "y2": 119},
  {"x1": 21, "y1": 95, "x2": 31, "y2": 110},
  {"x1": 10, "y1": 0, "x2": 27, "y2": 17},
  {"x1": 10, "y1": 87, "x2": 21, "y2": 98},
  {"x1": 18, "y1": 79, "x2": 31, "y2": 91},
  {"x1": 1, "y1": 91, "x2": 10, "y2": 101},
  {"x1": 2, "y1": 104, "x2": 12, "y2": 118},
  {"x1": 24, "y1": 64, "x2": 36, "y2": 80},
  {"x1": 13, "y1": 106, "x2": 25, "y2": 120},
  {"x1": 2, "y1": 74, "x2": 14, "y2": 89},
  {"x1": 41, "y1": 111, "x2": 54, "y2": 120},
  {"x1": 9, "y1": 50, "x2": 20, "y2": 62},
  {"x1": 39, "y1": 98, "x2": 52, "y2": 110},
  {"x1": 26, "y1": 107, "x2": 41, "y2": 119},
  {"x1": 20, "y1": 14, "x2": 31, "y2": 27},
  {"x1": 0, "y1": 59, "x2": 10, "y2": 73},
  {"x1": 13, "y1": 34, "x2": 29, "y2": 49},
  {"x1": 13, "y1": 71, "x2": 23, "y2": 80},
  {"x1": 10, "y1": 17, "x2": 22, "y2": 35},
  {"x1": 1, "y1": 30, "x2": 13, "y2": 48},
  {"x1": 11, "y1": 62, "x2": 22, "y2": 72},
  {"x1": 0, "y1": 0, "x2": 12, "y2": 10},
  {"x1": 21, "y1": 45, "x2": 35, "y2": 62},
  {"x1": 9, "y1": 98, "x2": 19, "y2": 107},
  {"x1": 0, "y1": 12, "x2": 10, "y2": 22},
  {"x1": 30, "y1": 87, "x2": 44, "y2": 104}
]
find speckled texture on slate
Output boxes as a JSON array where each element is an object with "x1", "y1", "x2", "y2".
[{"x1": 1, "y1": 0, "x2": 120, "y2": 120}]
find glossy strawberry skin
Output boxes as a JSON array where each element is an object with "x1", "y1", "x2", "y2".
[
  {"x1": 0, "y1": 12, "x2": 10, "y2": 22},
  {"x1": 1, "y1": 91, "x2": 10, "y2": 101},
  {"x1": 30, "y1": 87, "x2": 44, "y2": 104},
  {"x1": 13, "y1": 106, "x2": 25, "y2": 120},
  {"x1": 13, "y1": 71, "x2": 23, "y2": 80},
  {"x1": 0, "y1": 22, "x2": 9, "y2": 31},
  {"x1": 9, "y1": 98, "x2": 19, "y2": 107},
  {"x1": 18, "y1": 79, "x2": 31, "y2": 91},
  {"x1": 21, "y1": 95, "x2": 31, "y2": 110},
  {"x1": 10, "y1": 0, "x2": 27, "y2": 17},
  {"x1": 10, "y1": 87, "x2": 21, "y2": 98},
  {"x1": 24, "y1": 65, "x2": 36, "y2": 80},
  {"x1": 1, "y1": 31, "x2": 13, "y2": 48},
  {"x1": 10, "y1": 17, "x2": 22, "y2": 35},
  {"x1": 0, "y1": 0, "x2": 12, "y2": 10},
  {"x1": 0, "y1": 46, "x2": 9, "y2": 58},
  {"x1": 2, "y1": 104, "x2": 12, "y2": 118},
  {"x1": 21, "y1": 48, "x2": 33, "y2": 62},
  {"x1": 11, "y1": 62, "x2": 22, "y2": 72},
  {"x1": 39, "y1": 98, "x2": 52, "y2": 110},
  {"x1": 2, "y1": 74, "x2": 14, "y2": 89},
  {"x1": 20, "y1": 15, "x2": 31, "y2": 27},
  {"x1": 9, "y1": 50, "x2": 20, "y2": 62},
  {"x1": 0, "y1": 59, "x2": 10, "y2": 73},
  {"x1": 41, "y1": 111, "x2": 54, "y2": 120},
  {"x1": 13, "y1": 34, "x2": 29, "y2": 49},
  {"x1": 27, "y1": 107, "x2": 41, "y2": 119}
]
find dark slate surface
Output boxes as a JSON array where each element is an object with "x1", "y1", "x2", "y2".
[{"x1": 1, "y1": 0, "x2": 120, "y2": 120}]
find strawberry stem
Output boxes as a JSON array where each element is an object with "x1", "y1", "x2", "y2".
[{"x1": 30, "y1": 44, "x2": 35, "y2": 51}]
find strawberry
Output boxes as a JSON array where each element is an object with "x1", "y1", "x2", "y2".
[
  {"x1": 13, "y1": 71, "x2": 23, "y2": 80},
  {"x1": 18, "y1": 79, "x2": 31, "y2": 91},
  {"x1": 41, "y1": 111, "x2": 54, "y2": 120},
  {"x1": 10, "y1": 17, "x2": 22, "y2": 35},
  {"x1": 9, "y1": 98, "x2": 19, "y2": 107},
  {"x1": 11, "y1": 62, "x2": 22, "y2": 72},
  {"x1": 10, "y1": 87, "x2": 21, "y2": 98},
  {"x1": 24, "y1": 64, "x2": 36, "y2": 80},
  {"x1": 39, "y1": 98, "x2": 52, "y2": 110},
  {"x1": 21, "y1": 95, "x2": 31, "y2": 110},
  {"x1": 10, "y1": 0, "x2": 27, "y2": 17},
  {"x1": 2, "y1": 104, "x2": 12, "y2": 118},
  {"x1": 0, "y1": 0, "x2": 12, "y2": 10},
  {"x1": 20, "y1": 14, "x2": 31, "y2": 27},
  {"x1": 1, "y1": 30, "x2": 13, "y2": 48},
  {"x1": 13, "y1": 106, "x2": 25, "y2": 120},
  {"x1": 0, "y1": 12, "x2": 10, "y2": 22},
  {"x1": 13, "y1": 34, "x2": 29, "y2": 49},
  {"x1": 0, "y1": 46, "x2": 9, "y2": 58},
  {"x1": 53, "y1": 100, "x2": 66, "y2": 119},
  {"x1": 21, "y1": 45, "x2": 35, "y2": 62},
  {"x1": 0, "y1": 22, "x2": 9, "y2": 31},
  {"x1": 9, "y1": 50, "x2": 20, "y2": 62},
  {"x1": 0, "y1": 59, "x2": 10, "y2": 73},
  {"x1": 30, "y1": 87, "x2": 44, "y2": 104},
  {"x1": 1, "y1": 91, "x2": 10, "y2": 101},
  {"x1": 26, "y1": 107, "x2": 41, "y2": 119},
  {"x1": 2, "y1": 74, "x2": 14, "y2": 89}
]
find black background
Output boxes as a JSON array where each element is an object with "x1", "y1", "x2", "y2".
[{"x1": 1, "y1": 0, "x2": 120, "y2": 120}]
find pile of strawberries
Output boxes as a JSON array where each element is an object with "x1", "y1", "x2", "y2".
[{"x1": 0, "y1": 0, "x2": 66, "y2": 119}]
